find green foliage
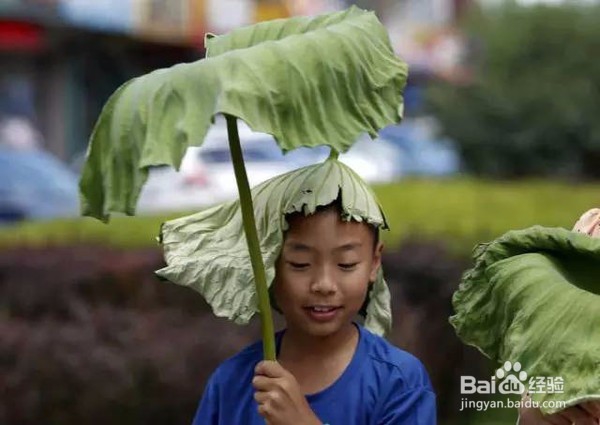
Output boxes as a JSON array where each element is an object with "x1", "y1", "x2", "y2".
[
  {"x1": 427, "y1": 4, "x2": 600, "y2": 179},
  {"x1": 373, "y1": 178, "x2": 598, "y2": 252},
  {"x1": 2, "y1": 179, "x2": 596, "y2": 253},
  {"x1": 0, "y1": 214, "x2": 177, "y2": 249},
  {"x1": 451, "y1": 226, "x2": 600, "y2": 413}
]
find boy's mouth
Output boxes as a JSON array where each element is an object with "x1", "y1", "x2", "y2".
[
  {"x1": 304, "y1": 305, "x2": 341, "y2": 313},
  {"x1": 303, "y1": 305, "x2": 342, "y2": 322}
]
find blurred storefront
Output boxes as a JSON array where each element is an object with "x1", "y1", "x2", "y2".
[
  {"x1": 0, "y1": 0, "x2": 205, "y2": 161},
  {"x1": 359, "y1": 0, "x2": 474, "y2": 114},
  {"x1": 212, "y1": 0, "x2": 345, "y2": 33},
  {"x1": 0, "y1": 0, "x2": 471, "y2": 158},
  {"x1": 0, "y1": 0, "x2": 349, "y2": 160}
]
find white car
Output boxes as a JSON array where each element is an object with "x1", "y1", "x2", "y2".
[
  {"x1": 137, "y1": 117, "x2": 403, "y2": 213},
  {"x1": 339, "y1": 136, "x2": 403, "y2": 184},
  {"x1": 288, "y1": 137, "x2": 404, "y2": 184},
  {"x1": 137, "y1": 118, "x2": 297, "y2": 213},
  {"x1": 181, "y1": 120, "x2": 297, "y2": 203},
  {"x1": 137, "y1": 164, "x2": 218, "y2": 213}
]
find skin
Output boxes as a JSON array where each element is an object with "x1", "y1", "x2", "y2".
[
  {"x1": 252, "y1": 207, "x2": 383, "y2": 425},
  {"x1": 518, "y1": 394, "x2": 600, "y2": 425}
]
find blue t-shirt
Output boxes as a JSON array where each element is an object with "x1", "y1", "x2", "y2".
[{"x1": 192, "y1": 323, "x2": 436, "y2": 424}]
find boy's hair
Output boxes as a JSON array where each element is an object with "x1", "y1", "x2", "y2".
[
  {"x1": 271, "y1": 197, "x2": 380, "y2": 318},
  {"x1": 284, "y1": 198, "x2": 380, "y2": 251}
]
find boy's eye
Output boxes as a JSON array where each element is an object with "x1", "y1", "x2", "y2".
[
  {"x1": 288, "y1": 262, "x2": 309, "y2": 269},
  {"x1": 339, "y1": 262, "x2": 359, "y2": 270}
]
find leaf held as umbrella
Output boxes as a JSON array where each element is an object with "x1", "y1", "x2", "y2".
[{"x1": 79, "y1": 7, "x2": 408, "y2": 222}]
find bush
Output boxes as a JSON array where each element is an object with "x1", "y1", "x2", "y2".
[
  {"x1": 0, "y1": 246, "x2": 264, "y2": 425},
  {"x1": 0, "y1": 241, "x2": 492, "y2": 424},
  {"x1": 428, "y1": 4, "x2": 600, "y2": 179}
]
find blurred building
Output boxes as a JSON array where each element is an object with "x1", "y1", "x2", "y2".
[
  {"x1": 0, "y1": 0, "x2": 205, "y2": 161},
  {"x1": 0, "y1": 0, "x2": 342, "y2": 160},
  {"x1": 0, "y1": 0, "x2": 472, "y2": 159},
  {"x1": 350, "y1": 0, "x2": 474, "y2": 115},
  {"x1": 375, "y1": 0, "x2": 473, "y2": 80}
]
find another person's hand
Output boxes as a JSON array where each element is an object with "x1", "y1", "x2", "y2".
[
  {"x1": 518, "y1": 394, "x2": 600, "y2": 425},
  {"x1": 572, "y1": 208, "x2": 600, "y2": 237},
  {"x1": 253, "y1": 360, "x2": 322, "y2": 425}
]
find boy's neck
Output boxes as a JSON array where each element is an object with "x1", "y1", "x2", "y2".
[{"x1": 279, "y1": 322, "x2": 359, "y2": 362}]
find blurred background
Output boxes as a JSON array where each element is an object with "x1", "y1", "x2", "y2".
[{"x1": 0, "y1": 0, "x2": 598, "y2": 423}]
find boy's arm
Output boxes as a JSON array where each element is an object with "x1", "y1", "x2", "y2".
[{"x1": 191, "y1": 372, "x2": 220, "y2": 425}]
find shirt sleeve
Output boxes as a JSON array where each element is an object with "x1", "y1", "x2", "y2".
[
  {"x1": 374, "y1": 357, "x2": 437, "y2": 425},
  {"x1": 376, "y1": 384, "x2": 437, "y2": 425},
  {"x1": 191, "y1": 372, "x2": 220, "y2": 425}
]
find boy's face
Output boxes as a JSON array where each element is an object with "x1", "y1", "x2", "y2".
[{"x1": 273, "y1": 207, "x2": 383, "y2": 337}]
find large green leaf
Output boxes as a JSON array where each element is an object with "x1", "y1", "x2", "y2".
[
  {"x1": 450, "y1": 227, "x2": 600, "y2": 414},
  {"x1": 79, "y1": 6, "x2": 407, "y2": 221},
  {"x1": 156, "y1": 158, "x2": 393, "y2": 336}
]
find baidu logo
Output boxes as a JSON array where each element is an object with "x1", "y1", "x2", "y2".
[
  {"x1": 460, "y1": 360, "x2": 564, "y2": 396},
  {"x1": 459, "y1": 360, "x2": 566, "y2": 412},
  {"x1": 495, "y1": 361, "x2": 528, "y2": 395}
]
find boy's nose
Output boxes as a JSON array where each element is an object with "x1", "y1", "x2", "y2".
[{"x1": 310, "y1": 268, "x2": 337, "y2": 294}]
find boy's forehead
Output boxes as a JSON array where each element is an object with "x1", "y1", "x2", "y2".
[
  {"x1": 284, "y1": 209, "x2": 373, "y2": 243},
  {"x1": 286, "y1": 208, "x2": 365, "y2": 230}
]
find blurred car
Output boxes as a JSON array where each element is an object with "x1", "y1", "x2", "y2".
[
  {"x1": 78, "y1": 116, "x2": 406, "y2": 215},
  {"x1": 0, "y1": 147, "x2": 80, "y2": 224},
  {"x1": 136, "y1": 163, "x2": 218, "y2": 213},
  {"x1": 138, "y1": 119, "x2": 405, "y2": 213},
  {"x1": 183, "y1": 119, "x2": 403, "y2": 196},
  {"x1": 137, "y1": 120, "x2": 298, "y2": 212},
  {"x1": 277, "y1": 137, "x2": 404, "y2": 184},
  {"x1": 340, "y1": 136, "x2": 403, "y2": 183},
  {"x1": 176, "y1": 119, "x2": 305, "y2": 204},
  {"x1": 378, "y1": 116, "x2": 461, "y2": 176}
]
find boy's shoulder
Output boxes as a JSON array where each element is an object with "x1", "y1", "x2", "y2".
[
  {"x1": 360, "y1": 325, "x2": 433, "y2": 390},
  {"x1": 210, "y1": 337, "x2": 264, "y2": 385}
]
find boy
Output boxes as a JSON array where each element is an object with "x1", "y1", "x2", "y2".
[{"x1": 191, "y1": 201, "x2": 437, "y2": 424}]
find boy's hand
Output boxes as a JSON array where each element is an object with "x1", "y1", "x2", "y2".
[
  {"x1": 253, "y1": 360, "x2": 322, "y2": 425},
  {"x1": 518, "y1": 394, "x2": 600, "y2": 425}
]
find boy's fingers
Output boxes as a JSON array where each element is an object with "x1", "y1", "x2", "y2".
[
  {"x1": 253, "y1": 390, "x2": 269, "y2": 404},
  {"x1": 254, "y1": 360, "x2": 286, "y2": 378},
  {"x1": 254, "y1": 389, "x2": 285, "y2": 406},
  {"x1": 252, "y1": 375, "x2": 275, "y2": 391},
  {"x1": 252, "y1": 375, "x2": 287, "y2": 391}
]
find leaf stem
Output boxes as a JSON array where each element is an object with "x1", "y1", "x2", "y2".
[
  {"x1": 225, "y1": 114, "x2": 276, "y2": 360},
  {"x1": 328, "y1": 147, "x2": 340, "y2": 161}
]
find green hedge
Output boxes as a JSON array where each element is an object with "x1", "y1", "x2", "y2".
[
  {"x1": 0, "y1": 178, "x2": 596, "y2": 252},
  {"x1": 374, "y1": 178, "x2": 598, "y2": 251}
]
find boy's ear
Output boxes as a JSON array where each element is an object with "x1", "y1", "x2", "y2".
[{"x1": 369, "y1": 241, "x2": 384, "y2": 282}]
